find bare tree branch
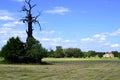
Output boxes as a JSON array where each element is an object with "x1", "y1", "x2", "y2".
[
  {"x1": 20, "y1": 18, "x2": 28, "y2": 23},
  {"x1": 31, "y1": 4, "x2": 37, "y2": 9},
  {"x1": 35, "y1": 20, "x2": 42, "y2": 30},
  {"x1": 20, "y1": 0, "x2": 42, "y2": 41},
  {"x1": 35, "y1": 12, "x2": 41, "y2": 19}
]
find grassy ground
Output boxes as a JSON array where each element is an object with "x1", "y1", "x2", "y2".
[{"x1": 0, "y1": 58, "x2": 120, "y2": 80}]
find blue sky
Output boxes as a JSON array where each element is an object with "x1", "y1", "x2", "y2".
[{"x1": 0, "y1": 0, "x2": 120, "y2": 52}]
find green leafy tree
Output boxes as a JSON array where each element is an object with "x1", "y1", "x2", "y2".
[
  {"x1": 118, "y1": 52, "x2": 120, "y2": 58},
  {"x1": 25, "y1": 38, "x2": 47, "y2": 63},
  {"x1": 54, "y1": 46, "x2": 64, "y2": 58},
  {"x1": 64, "y1": 48, "x2": 83, "y2": 58},
  {"x1": 0, "y1": 37, "x2": 47, "y2": 63},
  {"x1": 112, "y1": 51, "x2": 119, "y2": 57},
  {"x1": 73, "y1": 48, "x2": 83, "y2": 58},
  {"x1": 64, "y1": 48, "x2": 75, "y2": 57},
  {"x1": 96, "y1": 52, "x2": 105, "y2": 58},
  {"x1": 0, "y1": 37, "x2": 25, "y2": 63},
  {"x1": 47, "y1": 49, "x2": 55, "y2": 57},
  {"x1": 87, "y1": 50, "x2": 96, "y2": 57},
  {"x1": 82, "y1": 52, "x2": 88, "y2": 58}
]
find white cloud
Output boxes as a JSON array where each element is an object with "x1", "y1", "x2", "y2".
[
  {"x1": 38, "y1": 37, "x2": 79, "y2": 50},
  {"x1": 0, "y1": 33, "x2": 26, "y2": 48},
  {"x1": 52, "y1": 38, "x2": 62, "y2": 43},
  {"x1": 2, "y1": 21, "x2": 23, "y2": 27},
  {"x1": 63, "y1": 40, "x2": 77, "y2": 43},
  {"x1": 0, "y1": 10, "x2": 25, "y2": 48},
  {"x1": 37, "y1": 28, "x2": 120, "y2": 51},
  {"x1": 102, "y1": 42, "x2": 110, "y2": 46},
  {"x1": 81, "y1": 37, "x2": 93, "y2": 42},
  {"x1": 110, "y1": 29, "x2": 120, "y2": 36},
  {"x1": 93, "y1": 34, "x2": 106, "y2": 41},
  {"x1": 0, "y1": 16, "x2": 15, "y2": 21},
  {"x1": 38, "y1": 37, "x2": 61, "y2": 42},
  {"x1": 0, "y1": 21, "x2": 26, "y2": 47},
  {"x1": 0, "y1": 10, "x2": 13, "y2": 16},
  {"x1": 39, "y1": 37, "x2": 76, "y2": 43},
  {"x1": 40, "y1": 38, "x2": 51, "y2": 41},
  {"x1": 45, "y1": 7, "x2": 70, "y2": 15},
  {"x1": 0, "y1": 10, "x2": 19, "y2": 22},
  {"x1": 0, "y1": 26, "x2": 26, "y2": 38},
  {"x1": 40, "y1": 30, "x2": 56, "y2": 34},
  {"x1": 110, "y1": 44, "x2": 120, "y2": 48},
  {"x1": 81, "y1": 34, "x2": 106, "y2": 42}
]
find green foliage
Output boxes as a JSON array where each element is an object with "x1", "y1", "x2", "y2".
[
  {"x1": 64, "y1": 48, "x2": 83, "y2": 58},
  {"x1": 44, "y1": 46, "x2": 120, "y2": 59},
  {"x1": 112, "y1": 51, "x2": 119, "y2": 57},
  {"x1": 118, "y1": 52, "x2": 120, "y2": 58},
  {"x1": 0, "y1": 37, "x2": 25, "y2": 63},
  {"x1": 82, "y1": 52, "x2": 88, "y2": 58},
  {"x1": 73, "y1": 48, "x2": 83, "y2": 58},
  {"x1": 64, "y1": 48, "x2": 75, "y2": 57},
  {"x1": 25, "y1": 38, "x2": 47, "y2": 63},
  {"x1": 47, "y1": 49, "x2": 55, "y2": 57},
  {"x1": 0, "y1": 37, "x2": 47, "y2": 63},
  {"x1": 54, "y1": 46, "x2": 64, "y2": 58},
  {"x1": 87, "y1": 50, "x2": 96, "y2": 57},
  {"x1": 49, "y1": 47, "x2": 84, "y2": 58}
]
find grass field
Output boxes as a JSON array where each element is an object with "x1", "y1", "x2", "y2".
[{"x1": 0, "y1": 58, "x2": 120, "y2": 80}]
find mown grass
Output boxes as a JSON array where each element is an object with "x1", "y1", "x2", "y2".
[
  {"x1": 43, "y1": 57, "x2": 120, "y2": 61},
  {"x1": 0, "y1": 58, "x2": 120, "y2": 80}
]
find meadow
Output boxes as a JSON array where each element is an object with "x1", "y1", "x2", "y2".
[{"x1": 0, "y1": 58, "x2": 120, "y2": 80}]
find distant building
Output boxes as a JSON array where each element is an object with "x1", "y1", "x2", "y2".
[{"x1": 103, "y1": 52, "x2": 114, "y2": 58}]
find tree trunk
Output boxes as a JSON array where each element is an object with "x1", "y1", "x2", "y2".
[{"x1": 26, "y1": 14, "x2": 34, "y2": 42}]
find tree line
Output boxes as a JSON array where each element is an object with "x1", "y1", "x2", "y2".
[{"x1": 47, "y1": 46, "x2": 120, "y2": 58}]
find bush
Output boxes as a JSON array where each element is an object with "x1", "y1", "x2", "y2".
[
  {"x1": 0, "y1": 37, "x2": 25, "y2": 63},
  {"x1": 47, "y1": 49, "x2": 55, "y2": 57},
  {"x1": 64, "y1": 48, "x2": 74, "y2": 57},
  {"x1": 54, "y1": 46, "x2": 64, "y2": 58},
  {"x1": 25, "y1": 38, "x2": 47, "y2": 63},
  {"x1": 87, "y1": 50, "x2": 96, "y2": 57},
  {"x1": 64, "y1": 48, "x2": 83, "y2": 58},
  {"x1": 0, "y1": 37, "x2": 47, "y2": 63}
]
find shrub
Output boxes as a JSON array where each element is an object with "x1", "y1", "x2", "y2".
[
  {"x1": 24, "y1": 38, "x2": 47, "y2": 63},
  {"x1": 64, "y1": 48, "x2": 74, "y2": 57},
  {"x1": 87, "y1": 50, "x2": 96, "y2": 57},
  {"x1": 47, "y1": 49, "x2": 55, "y2": 57},
  {"x1": 54, "y1": 46, "x2": 64, "y2": 58},
  {"x1": 0, "y1": 37, "x2": 47, "y2": 63},
  {"x1": 64, "y1": 48, "x2": 83, "y2": 58},
  {"x1": 0, "y1": 37, "x2": 25, "y2": 63}
]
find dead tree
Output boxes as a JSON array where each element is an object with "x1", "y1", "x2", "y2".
[{"x1": 20, "y1": 0, "x2": 41, "y2": 42}]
